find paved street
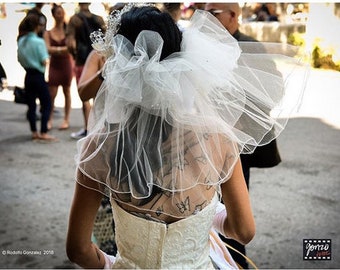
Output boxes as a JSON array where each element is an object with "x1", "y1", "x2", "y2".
[{"x1": 0, "y1": 68, "x2": 339, "y2": 269}]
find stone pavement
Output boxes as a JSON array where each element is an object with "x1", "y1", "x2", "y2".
[
  {"x1": 0, "y1": 68, "x2": 339, "y2": 269},
  {"x1": 0, "y1": 88, "x2": 82, "y2": 269}
]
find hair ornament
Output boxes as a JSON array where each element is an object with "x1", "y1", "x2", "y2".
[{"x1": 90, "y1": 2, "x2": 155, "y2": 58}]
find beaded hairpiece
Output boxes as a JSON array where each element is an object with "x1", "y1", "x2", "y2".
[{"x1": 90, "y1": 2, "x2": 155, "y2": 57}]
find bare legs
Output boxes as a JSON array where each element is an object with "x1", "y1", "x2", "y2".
[
  {"x1": 60, "y1": 85, "x2": 71, "y2": 129},
  {"x1": 47, "y1": 85, "x2": 58, "y2": 130},
  {"x1": 83, "y1": 100, "x2": 91, "y2": 132},
  {"x1": 48, "y1": 85, "x2": 71, "y2": 130}
]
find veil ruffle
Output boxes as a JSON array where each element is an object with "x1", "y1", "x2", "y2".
[{"x1": 75, "y1": 10, "x2": 309, "y2": 218}]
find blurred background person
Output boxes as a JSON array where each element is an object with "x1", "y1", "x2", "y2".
[
  {"x1": 17, "y1": 13, "x2": 56, "y2": 141},
  {"x1": 255, "y1": 3, "x2": 279, "y2": 22},
  {"x1": 66, "y1": 3, "x2": 105, "y2": 140},
  {"x1": 26, "y1": 3, "x2": 47, "y2": 38},
  {"x1": 162, "y1": 3, "x2": 182, "y2": 22},
  {"x1": 44, "y1": 4, "x2": 73, "y2": 131},
  {"x1": 18, "y1": 3, "x2": 46, "y2": 41},
  {"x1": 161, "y1": 3, "x2": 189, "y2": 31}
]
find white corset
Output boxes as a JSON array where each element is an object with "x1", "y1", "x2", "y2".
[{"x1": 110, "y1": 195, "x2": 218, "y2": 269}]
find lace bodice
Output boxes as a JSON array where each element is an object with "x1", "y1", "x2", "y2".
[{"x1": 110, "y1": 195, "x2": 218, "y2": 269}]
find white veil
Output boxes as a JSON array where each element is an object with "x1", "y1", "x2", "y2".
[{"x1": 75, "y1": 9, "x2": 309, "y2": 218}]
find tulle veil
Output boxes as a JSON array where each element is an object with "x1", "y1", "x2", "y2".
[{"x1": 75, "y1": 9, "x2": 309, "y2": 218}]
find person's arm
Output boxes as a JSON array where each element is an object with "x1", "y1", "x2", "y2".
[
  {"x1": 38, "y1": 38, "x2": 50, "y2": 67},
  {"x1": 220, "y1": 159, "x2": 255, "y2": 245},
  {"x1": 65, "y1": 16, "x2": 78, "y2": 58},
  {"x1": 43, "y1": 30, "x2": 68, "y2": 56},
  {"x1": 43, "y1": 30, "x2": 52, "y2": 53},
  {"x1": 66, "y1": 172, "x2": 106, "y2": 269},
  {"x1": 78, "y1": 50, "x2": 105, "y2": 101}
]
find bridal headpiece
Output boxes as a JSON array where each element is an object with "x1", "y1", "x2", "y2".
[
  {"x1": 90, "y1": 3, "x2": 155, "y2": 57},
  {"x1": 76, "y1": 7, "x2": 309, "y2": 218}
]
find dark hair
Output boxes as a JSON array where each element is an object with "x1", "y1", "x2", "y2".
[
  {"x1": 51, "y1": 4, "x2": 67, "y2": 31},
  {"x1": 163, "y1": 3, "x2": 181, "y2": 13},
  {"x1": 111, "y1": 7, "x2": 180, "y2": 201},
  {"x1": 17, "y1": 13, "x2": 40, "y2": 41},
  {"x1": 51, "y1": 3, "x2": 61, "y2": 16},
  {"x1": 34, "y1": 3, "x2": 44, "y2": 9},
  {"x1": 117, "y1": 6, "x2": 182, "y2": 60}
]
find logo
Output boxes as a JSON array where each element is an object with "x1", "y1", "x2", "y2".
[{"x1": 303, "y1": 239, "x2": 331, "y2": 260}]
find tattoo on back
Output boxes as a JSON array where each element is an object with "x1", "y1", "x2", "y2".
[{"x1": 176, "y1": 196, "x2": 190, "y2": 213}]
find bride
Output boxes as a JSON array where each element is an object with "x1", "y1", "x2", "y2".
[{"x1": 66, "y1": 4, "x2": 307, "y2": 269}]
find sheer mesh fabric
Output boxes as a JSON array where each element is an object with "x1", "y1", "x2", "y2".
[{"x1": 75, "y1": 10, "x2": 309, "y2": 219}]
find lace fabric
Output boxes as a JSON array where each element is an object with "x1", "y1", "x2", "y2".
[
  {"x1": 109, "y1": 195, "x2": 219, "y2": 269},
  {"x1": 75, "y1": 10, "x2": 309, "y2": 218}
]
